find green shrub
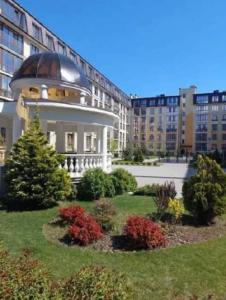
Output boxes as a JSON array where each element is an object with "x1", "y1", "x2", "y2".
[
  {"x1": 111, "y1": 168, "x2": 137, "y2": 195},
  {"x1": 0, "y1": 247, "x2": 58, "y2": 299},
  {"x1": 104, "y1": 175, "x2": 116, "y2": 198},
  {"x1": 62, "y1": 266, "x2": 131, "y2": 300},
  {"x1": 77, "y1": 168, "x2": 115, "y2": 201},
  {"x1": 134, "y1": 184, "x2": 160, "y2": 196},
  {"x1": 133, "y1": 147, "x2": 144, "y2": 162},
  {"x1": 4, "y1": 116, "x2": 73, "y2": 211},
  {"x1": 183, "y1": 155, "x2": 226, "y2": 224},
  {"x1": 92, "y1": 198, "x2": 116, "y2": 232},
  {"x1": 122, "y1": 144, "x2": 134, "y2": 161}
]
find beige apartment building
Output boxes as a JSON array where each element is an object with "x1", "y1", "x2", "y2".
[{"x1": 132, "y1": 86, "x2": 226, "y2": 155}]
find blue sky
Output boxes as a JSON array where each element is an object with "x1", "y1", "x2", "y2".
[{"x1": 18, "y1": 0, "x2": 226, "y2": 97}]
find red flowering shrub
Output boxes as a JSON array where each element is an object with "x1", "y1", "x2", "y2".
[
  {"x1": 59, "y1": 205, "x2": 85, "y2": 224},
  {"x1": 69, "y1": 214, "x2": 102, "y2": 246},
  {"x1": 123, "y1": 216, "x2": 166, "y2": 249}
]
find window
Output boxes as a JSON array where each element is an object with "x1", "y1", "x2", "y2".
[
  {"x1": 222, "y1": 124, "x2": 226, "y2": 131},
  {"x1": 150, "y1": 117, "x2": 155, "y2": 123},
  {"x1": 141, "y1": 108, "x2": 146, "y2": 115},
  {"x1": 30, "y1": 44, "x2": 39, "y2": 55},
  {"x1": 70, "y1": 52, "x2": 77, "y2": 63},
  {"x1": 46, "y1": 34, "x2": 55, "y2": 51},
  {"x1": 0, "y1": 48, "x2": 22, "y2": 74},
  {"x1": 196, "y1": 133, "x2": 207, "y2": 141},
  {"x1": 212, "y1": 95, "x2": 219, "y2": 102},
  {"x1": 0, "y1": 22, "x2": 23, "y2": 54},
  {"x1": 149, "y1": 99, "x2": 156, "y2": 106},
  {"x1": 212, "y1": 134, "x2": 217, "y2": 141},
  {"x1": 0, "y1": 73, "x2": 12, "y2": 98},
  {"x1": 196, "y1": 143, "x2": 207, "y2": 152},
  {"x1": 212, "y1": 105, "x2": 218, "y2": 111},
  {"x1": 167, "y1": 97, "x2": 178, "y2": 106},
  {"x1": 32, "y1": 23, "x2": 42, "y2": 42},
  {"x1": 196, "y1": 124, "x2": 207, "y2": 132},
  {"x1": 196, "y1": 113, "x2": 208, "y2": 122},
  {"x1": 158, "y1": 98, "x2": 165, "y2": 106},
  {"x1": 150, "y1": 107, "x2": 155, "y2": 114},
  {"x1": 88, "y1": 66, "x2": 93, "y2": 77},
  {"x1": 166, "y1": 134, "x2": 177, "y2": 141},
  {"x1": 212, "y1": 124, "x2": 218, "y2": 131},
  {"x1": 0, "y1": 127, "x2": 6, "y2": 143},
  {"x1": 222, "y1": 95, "x2": 226, "y2": 102},
  {"x1": 196, "y1": 95, "x2": 209, "y2": 104},
  {"x1": 80, "y1": 60, "x2": 85, "y2": 72},
  {"x1": 196, "y1": 105, "x2": 208, "y2": 111},
  {"x1": 0, "y1": 0, "x2": 27, "y2": 31},
  {"x1": 168, "y1": 106, "x2": 177, "y2": 113},
  {"x1": 223, "y1": 134, "x2": 226, "y2": 141},
  {"x1": 58, "y1": 42, "x2": 66, "y2": 55},
  {"x1": 212, "y1": 114, "x2": 218, "y2": 121},
  {"x1": 94, "y1": 86, "x2": 98, "y2": 96}
]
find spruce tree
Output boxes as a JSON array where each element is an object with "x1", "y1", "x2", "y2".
[{"x1": 4, "y1": 115, "x2": 73, "y2": 210}]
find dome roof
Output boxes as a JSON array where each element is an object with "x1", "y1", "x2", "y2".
[{"x1": 11, "y1": 52, "x2": 91, "y2": 91}]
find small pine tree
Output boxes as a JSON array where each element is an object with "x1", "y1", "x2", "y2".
[
  {"x1": 133, "y1": 147, "x2": 144, "y2": 162},
  {"x1": 4, "y1": 115, "x2": 73, "y2": 210},
  {"x1": 183, "y1": 155, "x2": 226, "y2": 224}
]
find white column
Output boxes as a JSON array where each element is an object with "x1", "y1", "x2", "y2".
[
  {"x1": 80, "y1": 92, "x2": 86, "y2": 105},
  {"x1": 96, "y1": 128, "x2": 101, "y2": 154},
  {"x1": 12, "y1": 115, "x2": 22, "y2": 144},
  {"x1": 41, "y1": 85, "x2": 48, "y2": 99},
  {"x1": 40, "y1": 119, "x2": 47, "y2": 135},
  {"x1": 56, "y1": 122, "x2": 65, "y2": 153},
  {"x1": 77, "y1": 124, "x2": 85, "y2": 154},
  {"x1": 100, "y1": 126, "x2": 108, "y2": 171}
]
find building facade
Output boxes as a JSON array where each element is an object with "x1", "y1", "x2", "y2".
[
  {"x1": 132, "y1": 86, "x2": 226, "y2": 155},
  {"x1": 0, "y1": 0, "x2": 131, "y2": 155}
]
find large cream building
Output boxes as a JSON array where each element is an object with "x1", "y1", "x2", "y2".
[{"x1": 0, "y1": 0, "x2": 131, "y2": 160}]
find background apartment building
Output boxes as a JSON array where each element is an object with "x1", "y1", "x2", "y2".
[
  {"x1": 132, "y1": 86, "x2": 226, "y2": 156},
  {"x1": 0, "y1": 0, "x2": 130, "y2": 154}
]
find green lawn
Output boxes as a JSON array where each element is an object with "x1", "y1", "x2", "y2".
[{"x1": 0, "y1": 195, "x2": 226, "y2": 299}]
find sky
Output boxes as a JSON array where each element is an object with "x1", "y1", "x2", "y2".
[{"x1": 17, "y1": 0, "x2": 226, "y2": 97}]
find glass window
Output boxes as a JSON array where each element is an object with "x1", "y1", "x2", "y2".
[
  {"x1": 0, "y1": 0, "x2": 27, "y2": 31},
  {"x1": 196, "y1": 143, "x2": 207, "y2": 152},
  {"x1": 0, "y1": 73, "x2": 12, "y2": 98},
  {"x1": 0, "y1": 127, "x2": 6, "y2": 143},
  {"x1": 58, "y1": 42, "x2": 66, "y2": 55},
  {"x1": 94, "y1": 86, "x2": 98, "y2": 96},
  {"x1": 196, "y1": 105, "x2": 208, "y2": 111},
  {"x1": 70, "y1": 52, "x2": 77, "y2": 64},
  {"x1": 222, "y1": 124, "x2": 226, "y2": 131},
  {"x1": 167, "y1": 97, "x2": 178, "y2": 106},
  {"x1": 196, "y1": 113, "x2": 208, "y2": 122},
  {"x1": 212, "y1": 114, "x2": 218, "y2": 121},
  {"x1": 32, "y1": 23, "x2": 43, "y2": 42},
  {"x1": 0, "y1": 48, "x2": 22, "y2": 74},
  {"x1": 222, "y1": 95, "x2": 226, "y2": 102},
  {"x1": 223, "y1": 134, "x2": 226, "y2": 141},
  {"x1": 212, "y1": 124, "x2": 218, "y2": 131},
  {"x1": 212, "y1": 95, "x2": 219, "y2": 102},
  {"x1": 196, "y1": 95, "x2": 209, "y2": 104},
  {"x1": 30, "y1": 44, "x2": 39, "y2": 55},
  {"x1": 212, "y1": 105, "x2": 218, "y2": 111},
  {"x1": 0, "y1": 22, "x2": 23, "y2": 54},
  {"x1": 212, "y1": 134, "x2": 217, "y2": 141},
  {"x1": 46, "y1": 34, "x2": 55, "y2": 51}
]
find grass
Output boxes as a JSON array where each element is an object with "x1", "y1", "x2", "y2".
[{"x1": 0, "y1": 195, "x2": 226, "y2": 299}]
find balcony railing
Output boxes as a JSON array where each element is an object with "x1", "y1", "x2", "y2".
[{"x1": 60, "y1": 153, "x2": 112, "y2": 178}]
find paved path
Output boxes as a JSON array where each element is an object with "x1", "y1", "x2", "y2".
[{"x1": 112, "y1": 163, "x2": 196, "y2": 197}]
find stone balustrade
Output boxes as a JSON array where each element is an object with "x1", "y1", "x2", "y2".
[{"x1": 60, "y1": 153, "x2": 112, "y2": 178}]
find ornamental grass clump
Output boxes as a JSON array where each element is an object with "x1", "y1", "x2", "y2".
[
  {"x1": 124, "y1": 216, "x2": 166, "y2": 250},
  {"x1": 168, "y1": 198, "x2": 185, "y2": 224}
]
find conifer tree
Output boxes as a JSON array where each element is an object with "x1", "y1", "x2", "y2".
[{"x1": 4, "y1": 115, "x2": 73, "y2": 210}]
